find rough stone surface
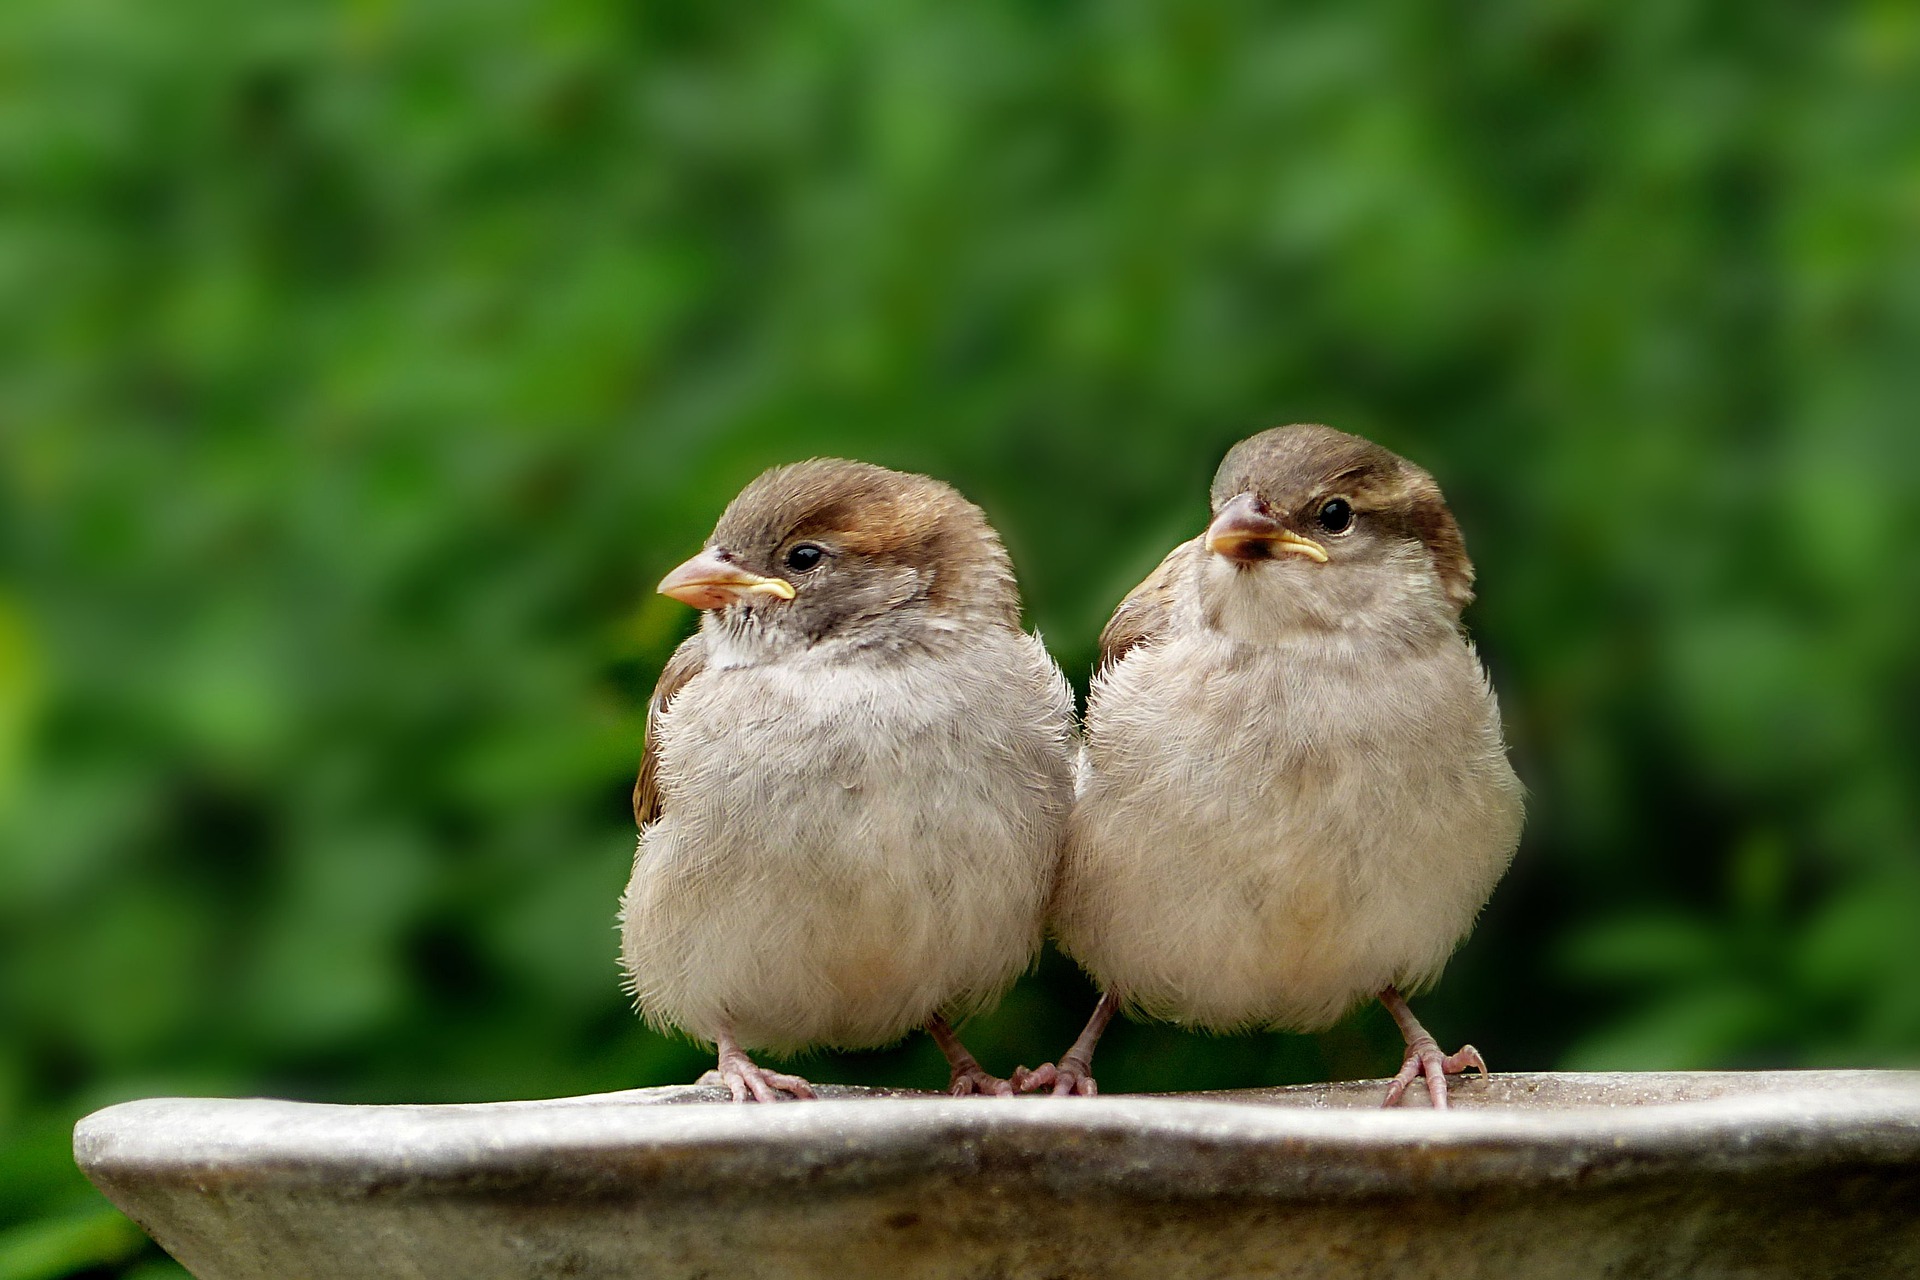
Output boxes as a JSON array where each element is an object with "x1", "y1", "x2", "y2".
[{"x1": 74, "y1": 1071, "x2": 1920, "y2": 1279}]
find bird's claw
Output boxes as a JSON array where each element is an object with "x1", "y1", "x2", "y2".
[
  {"x1": 947, "y1": 1064, "x2": 1016, "y2": 1097},
  {"x1": 1012, "y1": 1058, "x2": 1098, "y2": 1096},
  {"x1": 1381, "y1": 1037, "x2": 1486, "y2": 1110},
  {"x1": 697, "y1": 1061, "x2": 816, "y2": 1103}
]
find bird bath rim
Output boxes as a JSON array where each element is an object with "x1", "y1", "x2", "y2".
[{"x1": 76, "y1": 1070, "x2": 1920, "y2": 1201}]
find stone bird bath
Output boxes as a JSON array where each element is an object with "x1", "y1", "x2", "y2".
[{"x1": 75, "y1": 1070, "x2": 1920, "y2": 1279}]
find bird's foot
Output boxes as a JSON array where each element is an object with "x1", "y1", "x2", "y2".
[
  {"x1": 1014, "y1": 991, "x2": 1118, "y2": 1096},
  {"x1": 946, "y1": 1062, "x2": 1016, "y2": 1097},
  {"x1": 1012, "y1": 1055, "x2": 1098, "y2": 1097},
  {"x1": 697, "y1": 1045, "x2": 816, "y2": 1103},
  {"x1": 925, "y1": 1015, "x2": 1017, "y2": 1098},
  {"x1": 1381, "y1": 1036, "x2": 1486, "y2": 1109}
]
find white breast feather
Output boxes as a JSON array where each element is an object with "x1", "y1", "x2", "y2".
[
  {"x1": 620, "y1": 631, "x2": 1075, "y2": 1052},
  {"x1": 1051, "y1": 560, "x2": 1523, "y2": 1032}
]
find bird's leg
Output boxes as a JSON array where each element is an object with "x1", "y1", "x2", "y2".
[
  {"x1": 1014, "y1": 990, "x2": 1120, "y2": 1096},
  {"x1": 1378, "y1": 985, "x2": 1487, "y2": 1109},
  {"x1": 695, "y1": 1029, "x2": 817, "y2": 1103},
  {"x1": 925, "y1": 1015, "x2": 1015, "y2": 1097}
]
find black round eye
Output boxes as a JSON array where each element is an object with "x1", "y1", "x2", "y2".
[
  {"x1": 784, "y1": 543, "x2": 825, "y2": 572},
  {"x1": 1317, "y1": 498, "x2": 1354, "y2": 534}
]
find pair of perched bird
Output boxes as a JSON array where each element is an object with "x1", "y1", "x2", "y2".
[{"x1": 619, "y1": 424, "x2": 1524, "y2": 1107}]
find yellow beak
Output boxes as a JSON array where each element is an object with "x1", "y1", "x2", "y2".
[
  {"x1": 1205, "y1": 493, "x2": 1329, "y2": 564},
  {"x1": 657, "y1": 552, "x2": 798, "y2": 610}
]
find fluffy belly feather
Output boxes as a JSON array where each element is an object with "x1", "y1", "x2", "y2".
[
  {"x1": 1052, "y1": 633, "x2": 1521, "y2": 1033},
  {"x1": 621, "y1": 643, "x2": 1071, "y2": 1052}
]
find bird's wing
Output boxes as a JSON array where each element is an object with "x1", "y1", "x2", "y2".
[
  {"x1": 633, "y1": 632, "x2": 707, "y2": 830},
  {"x1": 1096, "y1": 537, "x2": 1199, "y2": 677}
]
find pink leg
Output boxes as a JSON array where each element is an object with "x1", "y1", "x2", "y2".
[
  {"x1": 695, "y1": 1029, "x2": 817, "y2": 1103},
  {"x1": 1014, "y1": 991, "x2": 1119, "y2": 1097},
  {"x1": 926, "y1": 1015, "x2": 1015, "y2": 1097},
  {"x1": 1378, "y1": 986, "x2": 1487, "y2": 1110}
]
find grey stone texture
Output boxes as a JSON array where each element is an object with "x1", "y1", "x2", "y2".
[{"x1": 75, "y1": 1071, "x2": 1920, "y2": 1279}]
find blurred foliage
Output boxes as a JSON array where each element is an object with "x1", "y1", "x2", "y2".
[{"x1": 3, "y1": 0, "x2": 1919, "y2": 1273}]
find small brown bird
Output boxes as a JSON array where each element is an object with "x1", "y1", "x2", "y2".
[
  {"x1": 1028, "y1": 425, "x2": 1523, "y2": 1106},
  {"x1": 620, "y1": 459, "x2": 1076, "y2": 1101}
]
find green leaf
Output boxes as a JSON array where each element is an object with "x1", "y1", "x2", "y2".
[{"x1": 0, "y1": 1205, "x2": 149, "y2": 1280}]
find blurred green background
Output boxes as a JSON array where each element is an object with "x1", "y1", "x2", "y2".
[{"x1": 4, "y1": 0, "x2": 1919, "y2": 1274}]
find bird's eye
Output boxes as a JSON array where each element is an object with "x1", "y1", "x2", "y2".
[
  {"x1": 1317, "y1": 498, "x2": 1355, "y2": 534},
  {"x1": 784, "y1": 543, "x2": 825, "y2": 573}
]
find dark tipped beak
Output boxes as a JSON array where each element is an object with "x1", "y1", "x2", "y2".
[
  {"x1": 1205, "y1": 494, "x2": 1329, "y2": 564},
  {"x1": 657, "y1": 551, "x2": 798, "y2": 610}
]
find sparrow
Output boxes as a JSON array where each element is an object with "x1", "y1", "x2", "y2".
[
  {"x1": 1028, "y1": 424, "x2": 1523, "y2": 1107},
  {"x1": 620, "y1": 458, "x2": 1077, "y2": 1101}
]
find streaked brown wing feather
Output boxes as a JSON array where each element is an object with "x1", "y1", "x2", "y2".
[
  {"x1": 632, "y1": 633, "x2": 707, "y2": 829},
  {"x1": 1096, "y1": 538, "x2": 1199, "y2": 676}
]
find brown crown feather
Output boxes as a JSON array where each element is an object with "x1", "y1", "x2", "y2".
[
  {"x1": 1211, "y1": 424, "x2": 1475, "y2": 612},
  {"x1": 711, "y1": 458, "x2": 1022, "y2": 626}
]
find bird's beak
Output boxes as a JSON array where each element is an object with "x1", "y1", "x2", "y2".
[
  {"x1": 1206, "y1": 494, "x2": 1329, "y2": 564},
  {"x1": 657, "y1": 551, "x2": 798, "y2": 610}
]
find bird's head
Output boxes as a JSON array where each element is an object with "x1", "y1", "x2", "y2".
[
  {"x1": 1199, "y1": 424, "x2": 1474, "y2": 644},
  {"x1": 658, "y1": 459, "x2": 1019, "y2": 656}
]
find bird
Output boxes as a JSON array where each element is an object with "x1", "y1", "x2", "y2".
[
  {"x1": 1026, "y1": 424, "x2": 1523, "y2": 1107},
  {"x1": 619, "y1": 458, "x2": 1077, "y2": 1101}
]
